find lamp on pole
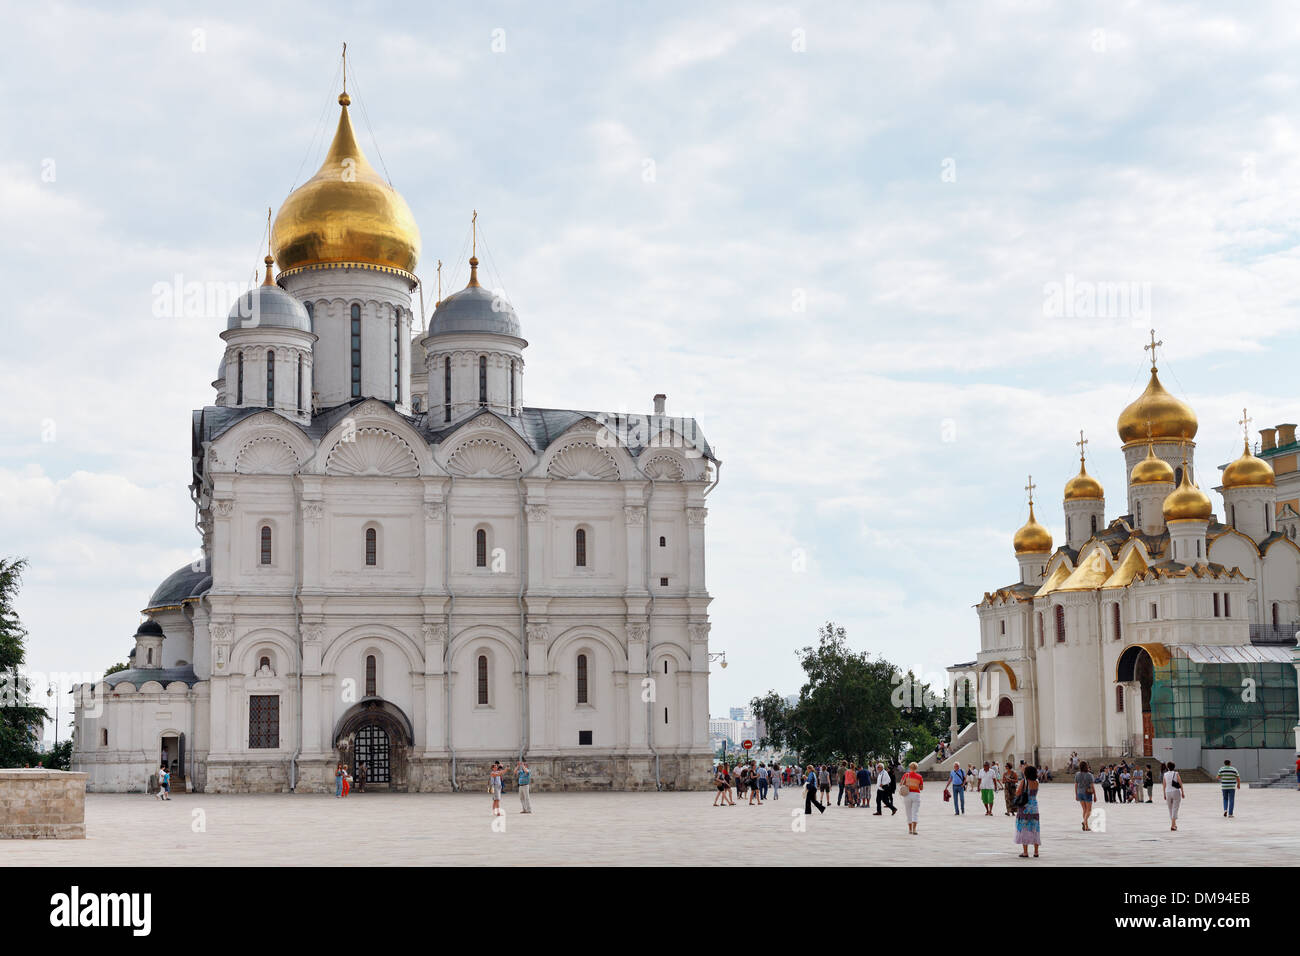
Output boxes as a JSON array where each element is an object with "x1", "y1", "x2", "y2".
[
  {"x1": 46, "y1": 684, "x2": 58, "y2": 751},
  {"x1": 708, "y1": 652, "x2": 727, "y2": 669}
]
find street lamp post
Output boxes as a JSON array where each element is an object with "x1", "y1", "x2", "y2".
[
  {"x1": 46, "y1": 685, "x2": 58, "y2": 751},
  {"x1": 707, "y1": 652, "x2": 727, "y2": 669}
]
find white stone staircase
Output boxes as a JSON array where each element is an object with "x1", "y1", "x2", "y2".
[
  {"x1": 1248, "y1": 768, "x2": 1297, "y2": 789},
  {"x1": 918, "y1": 722, "x2": 979, "y2": 776}
]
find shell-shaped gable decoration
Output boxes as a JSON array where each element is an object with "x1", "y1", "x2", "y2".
[
  {"x1": 326, "y1": 427, "x2": 419, "y2": 477},
  {"x1": 234, "y1": 436, "x2": 301, "y2": 475},
  {"x1": 446, "y1": 438, "x2": 523, "y2": 478},
  {"x1": 547, "y1": 441, "x2": 619, "y2": 480}
]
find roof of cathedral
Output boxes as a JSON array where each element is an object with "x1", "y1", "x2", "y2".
[
  {"x1": 1135, "y1": 559, "x2": 1245, "y2": 581},
  {"x1": 195, "y1": 402, "x2": 717, "y2": 463},
  {"x1": 426, "y1": 258, "x2": 522, "y2": 339},
  {"x1": 144, "y1": 563, "x2": 212, "y2": 613},
  {"x1": 1117, "y1": 366, "x2": 1198, "y2": 445},
  {"x1": 226, "y1": 259, "x2": 312, "y2": 332},
  {"x1": 103, "y1": 665, "x2": 202, "y2": 689},
  {"x1": 979, "y1": 581, "x2": 1039, "y2": 604}
]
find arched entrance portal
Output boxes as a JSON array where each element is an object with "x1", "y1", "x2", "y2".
[
  {"x1": 1117, "y1": 645, "x2": 1160, "y2": 756},
  {"x1": 333, "y1": 698, "x2": 414, "y2": 791}
]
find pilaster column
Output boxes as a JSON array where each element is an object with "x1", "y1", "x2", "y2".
[
  {"x1": 422, "y1": 623, "x2": 446, "y2": 755},
  {"x1": 422, "y1": 498, "x2": 445, "y2": 593},
  {"x1": 301, "y1": 623, "x2": 324, "y2": 755},
  {"x1": 687, "y1": 507, "x2": 708, "y2": 596},
  {"x1": 526, "y1": 503, "x2": 548, "y2": 588},
  {"x1": 624, "y1": 505, "x2": 646, "y2": 593},
  {"x1": 526, "y1": 622, "x2": 550, "y2": 750},
  {"x1": 689, "y1": 621, "x2": 711, "y2": 749},
  {"x1": 627, "y1": 621, "x2": 649, "y2": 748}
]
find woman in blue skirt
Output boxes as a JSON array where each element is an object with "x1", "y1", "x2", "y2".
[{"x1": 1015, "y1": 764, "x2": 1040, "y2": 858}]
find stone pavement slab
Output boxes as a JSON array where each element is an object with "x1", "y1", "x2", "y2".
[{"x1": 2, "y1": 784, "x2": 1297, "y2": 866}]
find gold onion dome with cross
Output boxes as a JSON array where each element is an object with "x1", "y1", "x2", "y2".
[
  {"x1": 271, "y1": 80, "x2": 421, "y2": 277},
  {"x1": 1013, "y1": 478, "x2": 1053, "y2": 554},
  {"x1": 1223, "y1": 409, "x2": 1276, "y2": 489},
  {"x1": 1063, "y1": 431, "x2": 1103, "y2": 500},
  {"x1": 1116, "y1": 332, "x2": 1198, "y2": 446}
]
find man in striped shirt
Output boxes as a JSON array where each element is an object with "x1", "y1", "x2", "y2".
[{"x1": 1217, "y1": 759, "x2": 1241, "y2": 817}]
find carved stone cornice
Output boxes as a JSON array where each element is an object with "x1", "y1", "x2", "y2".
[
  {"x1": 302, "y1": 624, "x2": 323, "y2": 644},
  {"x1": 688, "y1": 622, "x2": 710, "y2": 643},
  {"x1": 422, "y1": 623, "x2": 448, "y2": 643},
  {"x1": 624, "y1": 505, "x2": 646, "y2": 526},
  {"x1": 301, "y1": 502, "x2": 324, "y2": 521},
  {"x1": 627, "y1": 621, "x2": 648, "y2": 643},
  {"x1": 526, "y1": 623, "x2": 550, "y2": 643},
  {"x1": 213, "y1": 500, "x2": 234, "y2": 518},
  {"x1": 424, "y1": 502, "x2": 445, "y2": 521},
  {"x1": 526, "y1": 504, "x2": 549, "y2": 522},
  {"x1": 210, "y1": 622, "x2": 233, "y2": 642},
  {"x1": 687, "y1": 507, "x2": 708, "y2": 526}
]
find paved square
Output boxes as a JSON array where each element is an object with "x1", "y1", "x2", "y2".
[{"x1": 5, "y1": 784, "x2": 1297, "y2": 866}]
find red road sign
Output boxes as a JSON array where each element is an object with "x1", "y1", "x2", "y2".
[{"x1": 742, "y1": 739, "x2": 753, "y2": 750}]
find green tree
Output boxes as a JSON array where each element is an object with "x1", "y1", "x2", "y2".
[
  {"x1": 103, "y1": 661, "x2": 130, "y2": 677},
  {"x1": 0, "y1": 558, "x2": 47, "y2": 767}
]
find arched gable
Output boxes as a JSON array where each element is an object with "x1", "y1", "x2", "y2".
[
  {"x1": 323, "y1": 623, "x2": 424, "y2": 673},
  {"x1": 546, "y1": 625, "x2": 628, "y2": 671},
  {"x1": 439, "y1": 416, "x2": 531, "y2": 477},
  {"x1": 310, "y1": 400, "x2": 435, "y2": 477},
  {"x1": 448, "y1": 624, "x2": 524, "y2": 673},
  {"x1": 208, "y1": 412, "x2": 314, "y2": 476},
  {"x1": 231, "y1": 627, "x2": 297, "y2": 675},
  {"x1": 1207, "y1": 528, "x2": 1262, "y2": 577}
]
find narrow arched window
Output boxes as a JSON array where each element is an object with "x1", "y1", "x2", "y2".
[
  {"x1": 100, "y1": 728, "x2": 108, "y2": 746},
  {"x1": 260, "y1": 525, "x2": 272, "y2": 565},
  {"x1": 1175, "y1": 466, "x2": 1183, "y2": 486},
  {"x1": 350, "y1": 303, "x2": 362, "y2": 398},
  {"x1": 1115, "y1": 686, "x2": 1125, "y2": 713},
  {"x1": 476, "y1": 528, "x2": 487, "y2": 568},
  {"x1": 659, "y1": 536, "x2": 666, "y2": 547},
  {"x1": 1090, "y1": 514, "x2": 1098, "y2": 535},
  {"x1": 1231, "y1": 504, "x2": 1236, "y2": 527},
  {"x1": 576, "y1": 653, "x2": 588, "y2": 704},
  {"x1": 575, "y1": 528, "x2": 587, "y2": 567},
  {"x1": 444, "y1": 356, "x2": 451, "y2": 423},
  {"x1": 997, "y1": 697, "x2": 1013, "y2": 717},
  {"x1": 1054, "y1": 605, "x2": 1066, "y2": 643},
  {"x1": 366, "y1": 654, "x2": 376, "y2": 697},
  {"x1": 510, "y1": 359, "x2": 516, "y2": 412},
  {"x1": 304, "y1": 301, "x2": 314, "y2": 334},
  {"x1": 260, "y1": 656, "x2": 270, "y2": 671},
  {"x1": 146, "y1": 648, "x2": 153, "y2": 664},
  {"x1": 1264, "y1": 503, "x2": 1270, "y2": 531},
  {"x1": 1224, "y1": 593, "x2": 1231, "y2": 617},
  {"x1": 237, "y1": 352, "x2": 244, "y2": 404},
  {"x1": 1136, "y1": 501, "x2": 1142, "y2": 526},
  {"x1": 296, "y1": 354, "x2": 303, "y2": 413},
  {"x1": 365, "y1": 527, "x2": 377, "y2": 566},
  {"x1": 478, "y1": 355, "x2": 487, "y2": 406},
  {"x1": 1273, "y1": 602, "x2": 1280, "y2": 631},
  {"x1": 1066, "y1": 516, "x2": 1071, "y2": 539},
  {"x1": 477, "y1": 655, "x2": 489, "y2": 705},
  {"x1": 1037, "y1": 612, "x2": 1044, "y2": 647},
  {"x1": 1213, "y1": 593, "x2": 1221, "y2": 617},
  {"x1": 1112, "y1": 602, "x2": 1121, "y2": 641},
  {"x1": 266, "y1": 349, "x2": 274, "y2": 406},
  {"x1": 393, "y1": 307, "x2": 402, "y2": 403}
]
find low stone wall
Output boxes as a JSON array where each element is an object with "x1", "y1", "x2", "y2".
[{"x1": 0, "y1": 769, "x2": 87, "y2": 839}]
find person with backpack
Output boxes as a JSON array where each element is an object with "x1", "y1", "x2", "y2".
[
  {"x1": 947, "y1": 761, "x2": 966, "y2": 815},
  {"x1": 1162, "y1": 761, "x2": 1184, "y2": 831}
]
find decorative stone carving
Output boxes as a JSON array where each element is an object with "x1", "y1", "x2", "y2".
[
  {"x1": 687, "y1": 508, "x2": 709, "y2": 526},
  {"x1": 213, "y1": 500, "x2": 233, "y2": 517},
  {"x1": 421, "y1": 623, "x2": 448, "y2": 643},
  {"x1": 210, "y1": 622, "x2": 233, "y2": 642},
  {"x1": 326, "y1": 427, "x2": 420, "y2": 478},
  {"x1": 526, "y1": 623, "x2": 550, "y2": 643},
  {"x1": 526, "y1": 504, "x2": 549, "y2": 522},
  {"x1": 688, "y1": 622, "x2": 710, "y2": 643},
  {"x1": 423, "y1": 502, "x2": 445, "y2": 521},
  {"x1": 547, "y1": 441, "x2": 620, "y2": 480},
  {"x1": 301, "y1": 502, "x2": 324, "y2": 521},
  {"x1": 301, "y1": 624, "x2": 323, "y2": 644},
  {"x1": 446, "y1": 438, "x2": 523, "y2": 478},
  {"x1": 627, "y1": 622, "x2": 648, "y2": 643},
  {"x1": 624, "y1": 505, "x2": 646, "y2": 526},
  {"x1": 234, "y1": 436, "x2": 301, "y2": 474},
  {"x1": 472, "y1": 414, "x2": 498, "y2": 429},
  {"x1": 643, "y1": 454, "x2": 686, "y2": 481}
]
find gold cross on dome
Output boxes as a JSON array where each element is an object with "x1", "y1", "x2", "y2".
[
  {"x1": 1144, "y1": 329, "x2": 1162, "y2": 370},
  {"x1": 1025, "y1": 475, "x2": 1037, "y2": 506},
  {"x1": 472, "y1": 209, "x2": 478, "y2": 257},
  {"x1": 1239, "y1": 407, "x2": 1252, "y2": 443},
  {"x1": 1076, "y1": 429, "x2": 1088, "y2": 462}
]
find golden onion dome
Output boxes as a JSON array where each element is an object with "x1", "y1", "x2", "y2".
[
  {"x1": 1117, "y1": 367, "x2": 1198, "y2": 445},
  {"x1": 1064, "y1": 459, "x2": 1104, "y2": 501},
  {"x1": 271, "y1": 92, "x2": 421, "y2": 277},
  {"x1": 1013, "y1": 502, "x2": 1053, "y2": 555},
  {"x1": 1162, "y1": 467, "x2": 1212, "y2": 522},
  {"x1": 1222, "y1": 440, "x2": 1275, "y2": 489},
  {"x1": 1130, "y1": 443, "x2": 1175, "y2": 485}
]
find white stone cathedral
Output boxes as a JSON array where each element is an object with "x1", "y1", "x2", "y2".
[
  {"x1": 72, "y1": 84, "x2": 720, "y2": 793},
  {"x1": 939, "y1": 339, "x2": 1300, "y2": 780}
]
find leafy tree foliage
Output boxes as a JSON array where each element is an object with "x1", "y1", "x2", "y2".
[
  {"x1": 0, "y1": 558, "x2": 48, "y2": 767},
  {"x1": 751, "y1": 621, "x2": 955, "y2": 767}
]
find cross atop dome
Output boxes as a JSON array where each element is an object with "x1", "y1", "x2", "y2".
[
  {"x1": 1025, "y1": 474, "x2": 1036, "y2": 505},
  {"x1": 1145, "y1": 328, "x2": 1162, "y2": 371}
]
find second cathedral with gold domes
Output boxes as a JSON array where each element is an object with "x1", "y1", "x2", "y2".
[
  {"x1": 70, "y1": 80, "x2": 720, "y2": 793},
  {"x1": 941, "y1": 339, "x2": 1300, "y2": 781}
]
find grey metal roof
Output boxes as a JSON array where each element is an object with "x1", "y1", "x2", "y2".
[
  {"x1": 427, "y1": 285, "x2": 522, "y2": 339},
  {"x1": 145, "y1": 564, "x2": 212, "y2": 611},
  {"x1": 105, "y1": 666, "x2": 201, "y2": 689},
  {"x1": 226, "y1": 284, "x2": 312, "y2": 332}
]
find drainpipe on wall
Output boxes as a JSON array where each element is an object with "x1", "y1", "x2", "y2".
[
  {"x1": 515, "y1": 475, "x2": 529, "y2": 765},
  {"x1": 444, "y1": 474, "x2": 458, "y2": 791},
  {"x1": 290, "y1": 479, "x2": 305, "y2": 792}
]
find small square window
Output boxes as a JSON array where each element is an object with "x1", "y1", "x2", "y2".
[
  {"x1": 660, "y1": 577, "x2": 669, "y2": 587},
  {"x1": 578, "y1": 730, "x2": 593, "y2": 746}
]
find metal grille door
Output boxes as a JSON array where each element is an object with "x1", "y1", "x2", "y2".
[{"x1": 354, "y1": 724, "x2": 390, "y2": 784}]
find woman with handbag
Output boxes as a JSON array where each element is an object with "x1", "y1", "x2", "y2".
[
  {"x1": 1162, "y1": 761, "x2": 1184, "y2": 830},
  {"x1": 1074, "y1": 760, "x2": 1096, "y2": 830},
  {"x1": 901, "y1": 762, "x2": 924, "y2": 835},
  {"x1": 1014, "y1": 764, "x2": 1040, "y2": 857}
]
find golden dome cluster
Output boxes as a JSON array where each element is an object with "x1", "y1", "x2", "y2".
[
  {"x1": 1221, "y1": 441, "x2": 1275, "y2": 489},
  {"x1": 1130, "y1": 443, "x2": 1175, "y2": 485},
  {"x1": 1117, "y1": 367, "x2": 1197, "y2": 446},
  {"x1": 1013, "y1": 502, "x2": 1053, "y2": 555},
  {"x1": 271, "y1": 92, "x2": 421, "y2": 276},
  {"x1": 1162, "y1": 467, "x2": 1212, "y2": 522}
]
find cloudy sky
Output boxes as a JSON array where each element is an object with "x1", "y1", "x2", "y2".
[{"x1": 6, "y1": 1, "x2": 1300, "y2": 728}]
